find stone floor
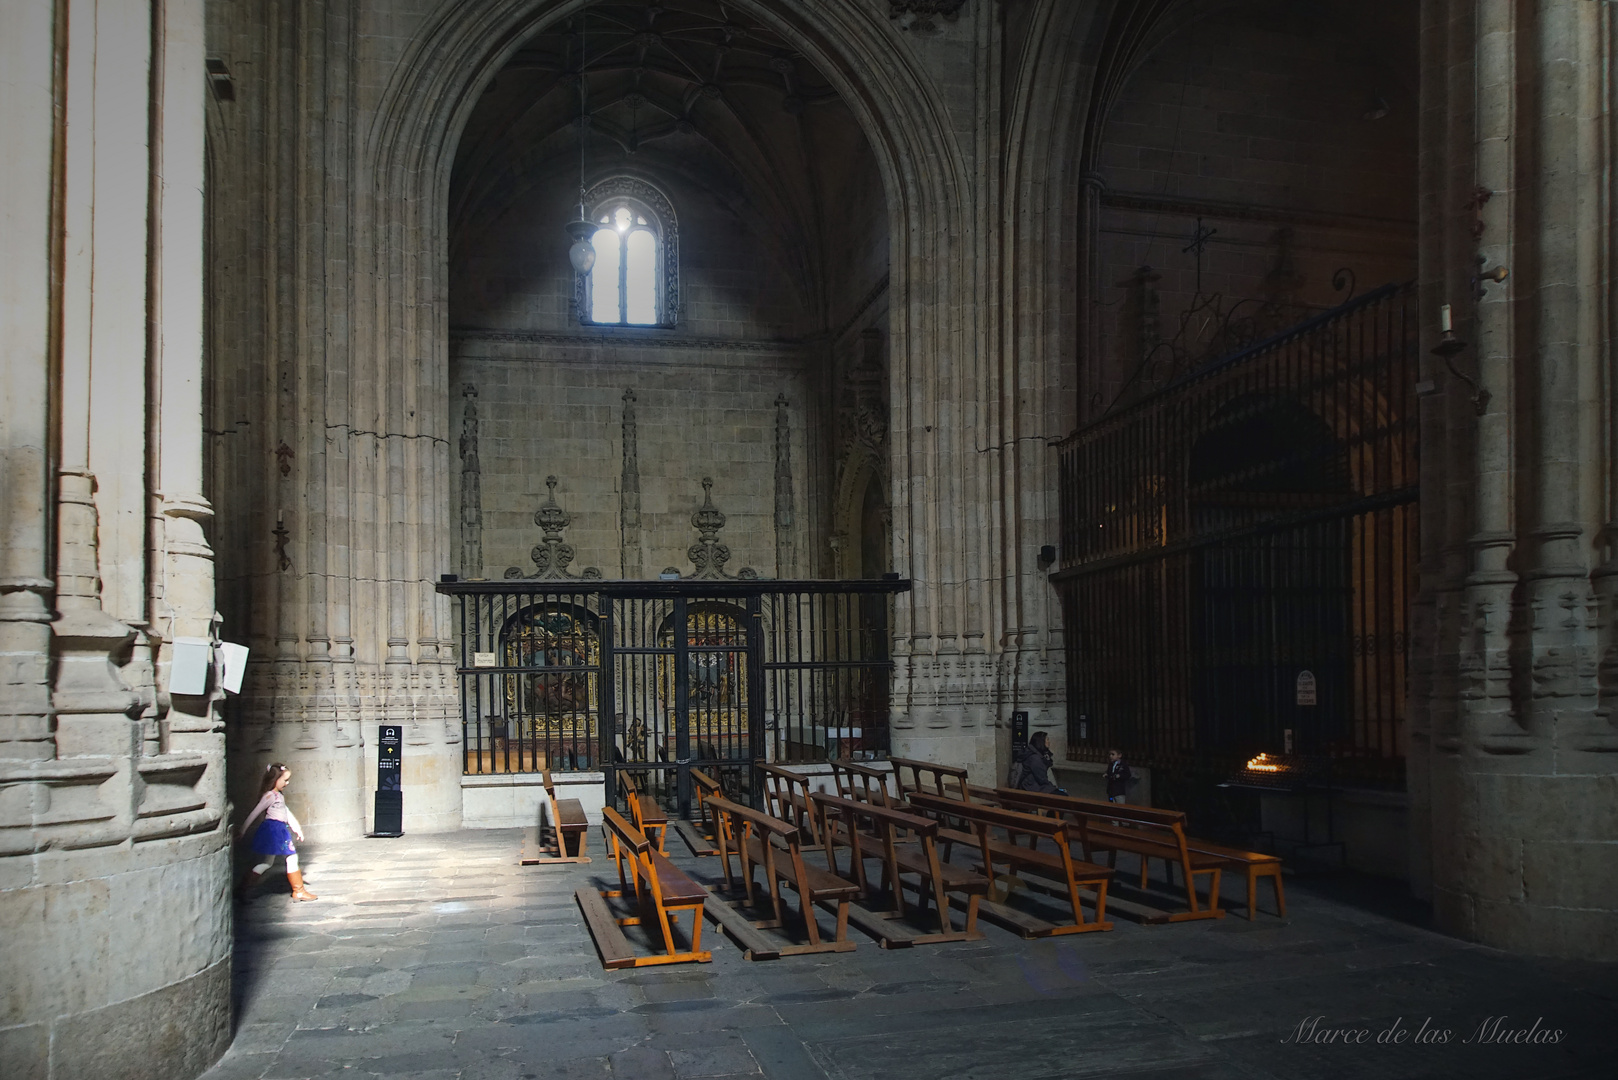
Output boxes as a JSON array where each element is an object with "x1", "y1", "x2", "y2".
[{"x1": 201, "y1": 828, "x2": 1617, "y2": 1080}]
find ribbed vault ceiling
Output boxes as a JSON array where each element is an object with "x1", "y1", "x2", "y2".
[{"x1": 450, "y1": 0, "x2": 880, "y2": 325}]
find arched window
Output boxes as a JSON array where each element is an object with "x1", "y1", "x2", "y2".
[{"x1": 578, "y1": 179, "x2": 679, "y2": 328}]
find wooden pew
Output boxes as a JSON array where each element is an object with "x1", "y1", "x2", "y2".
[
  {"x1": 674, "y1": 767, "x2": 725, "y2": 857},
  {"x1": 619, "y1": 770, "x2": 669, "y2": 853},
  {"x1": 993, "y1": 788, "x2": 1226, "y2": 923},
  {"x1": 756, "y1": 762, "x2": 822, "y2": 843},
  {"x1": 810, "y1": 791, "x2": 987, "y2": 946},
  {"x1": 705, "y1": 795, "x2": 860, "y2": 955},
  {"x1": 907, "y1": 791, "x2": 1114, "y2": 936},
  {"x1": 828, "y1": 758, "x2": 896, "y2": 807},
  {"x1": 1183, "y1": 839, "x2": 1286, "y2": 920},
  {"x1": 889, "y1": 756, "x2": 971, "y2": 801},
  {"x1": 523, "y1": 769, "x2": 591, "y2": 864},
  {"x1": 575, "y1": 806, "x2": 711, "y2": 968}
]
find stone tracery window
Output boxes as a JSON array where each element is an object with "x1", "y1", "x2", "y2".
[{"x1": 578, "y1": 178, "x2": 679, "y2": 328}]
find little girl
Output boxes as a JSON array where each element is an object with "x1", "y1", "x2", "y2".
[{"x1": 236, "y1": 762, "x2": 318, "y2": 901}]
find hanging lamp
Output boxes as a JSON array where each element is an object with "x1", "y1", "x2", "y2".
[{"x1": 566, "y1": 5, "x2": 596, "y2": 275}]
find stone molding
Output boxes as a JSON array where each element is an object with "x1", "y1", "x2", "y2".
[{"x1": 449, "y1": 327, "x2": 805, "y2": 353}]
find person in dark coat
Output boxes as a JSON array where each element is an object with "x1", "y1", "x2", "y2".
[
  {"x1": 1105, "y1": 748, "x2": 1133, "y2": 804},
  {"x1": 1015, "y1": 731, "x2": 1066, "y2": 794}
]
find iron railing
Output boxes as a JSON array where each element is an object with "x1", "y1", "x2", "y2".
[
  {"x1": 437, "y1": 577, "x2": 908, "y2": 816},
  {"x1": 1054, "y1": 283, "x2": 1416, "y2": 786}
]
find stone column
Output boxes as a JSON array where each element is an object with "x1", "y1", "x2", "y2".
[
  {"x1": 1416, "y1": 0, "x2": 1618, "y2": 957},
  {"x1": 0, "y1": 0, "x2": 231, "y2": 1074}
]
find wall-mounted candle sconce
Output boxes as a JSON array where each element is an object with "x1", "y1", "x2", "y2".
[{"x1": 1431, "y1": 303, "x2": 1490, "y2": 416}]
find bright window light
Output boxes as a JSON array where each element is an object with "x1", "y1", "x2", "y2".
[
  {"x1": 625, "y1": 229, "x2": 657, "y2": 324},
  {"x1": 590, "y1": 226, "x2": 621, "y2": 323},
  {"x1": 586, "y1": 201, "x2": 663, "y2": 326}
]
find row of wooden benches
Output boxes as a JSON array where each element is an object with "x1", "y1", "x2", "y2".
[
  {"x1": 801, "y1": 757, "x2": 1285, "y2": 927},
  {"x1": 573, "y1": 757, "x2": 1285, "y2": 969}
]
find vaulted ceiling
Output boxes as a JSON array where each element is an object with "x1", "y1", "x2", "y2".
[{"x1": 449, "y1": 0, "x2": 880, "y2": 325}]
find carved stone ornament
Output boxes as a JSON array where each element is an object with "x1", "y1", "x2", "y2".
[
  {"x1": 520, "y1": 476, "x2": 601, "y2": 580},
  {"x1": 889, "y1": 0, "x2": 967, "y2": 31},
  {"x1": 687, "y1": 477, "x2": 758, "y2": 580}
]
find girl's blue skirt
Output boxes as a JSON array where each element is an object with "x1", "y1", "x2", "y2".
[{"x1": 250, "y1": 818, "x2": 297, "y2": 856}]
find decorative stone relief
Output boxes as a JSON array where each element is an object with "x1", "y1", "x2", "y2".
[
  {"x1": 774, "y1": 394, "x2": 796, "y2": 578},
  {"x1": 621, "y1": 388, "x2": 642, "y2": 578},
  {"x1": 831, "y1": 330, "x2": 889, "y2": 577},
  {"x1": 685, "y1": 477, "x2": 758, "y2": 580},
  {"x1": 512, "y1": 476, "x2": 601, "y2": 581},
  {"x1": 888, "y1": 1, "x2": 967, "y2": 31},
  {"x1": 458, "y1": 384, "x2": 483, "y2": 576}
]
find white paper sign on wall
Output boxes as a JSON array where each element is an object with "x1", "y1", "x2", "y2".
[
  {"x1": 218, "y1": 641, "x2": 250, "y2": 694},
  {"x1": 473, "y1": 651, "x2": 498, "y2": 668},
  {"x1": 170, "y1": 637, "x2": 213, "y2": 696}
]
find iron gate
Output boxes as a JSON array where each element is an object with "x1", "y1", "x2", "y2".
[
  {"x1": 438, "y1": 578, "x2": 908, "y2": 816},
  {"x1": 1053, "y1": 283, "x2": 1417, "y2": 787}
]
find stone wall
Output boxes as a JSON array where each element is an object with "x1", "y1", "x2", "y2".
[
  {"x1": 1090, "y1": 1, "x2": 1419, "y2": 413},
  {"x1": 0, "y1": 0, "x2": 232, "y2": 1075},
  {"x1": 449, "y1": 158, "x2": 826, "y2": 581}
]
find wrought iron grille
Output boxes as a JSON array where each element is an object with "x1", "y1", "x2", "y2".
[
  {"x1": 438, "y1": 578, "x2": 907, "y2": 816},
  {"x1": 1054, "y1": 283, "x2": 1416, "y2": 786}
]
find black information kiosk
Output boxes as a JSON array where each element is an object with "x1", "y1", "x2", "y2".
[
  {"x1": 1010, "y1": 710, "x2": 1029, "y2": 751},
  {"x1": 374, "y1": 724, "x2": 403, "y2": 837}
]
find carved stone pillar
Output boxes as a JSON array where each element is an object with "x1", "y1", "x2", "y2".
[
  {"x1": 459, "y1": 384, "x2": 483, "y2": 576},
  {"x1": 774, "y1": 394, "x2": 797, "y2": 577},
  {"x1": 621, "y1": 388, "x2": 643, "y2": 578}
]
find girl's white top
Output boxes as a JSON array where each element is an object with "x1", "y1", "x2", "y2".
[{"x1": 243, "y1": 790, "x2": 302, "y2": 835}]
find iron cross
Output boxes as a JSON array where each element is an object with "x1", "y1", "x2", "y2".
[{"x1": 1182, "y1": 216, "x2": 1218, "y2": 294}]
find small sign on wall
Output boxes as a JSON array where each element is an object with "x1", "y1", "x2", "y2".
[
  {"x1": 473, "y1": 651, "x2": 497, "y2": 668},
  {"x1": 1296, "y1": 670, "x2": 1317, "y2": 706},
  {"x1": 1010, "y1": 710, "x2": 1029, "y2": 749}
]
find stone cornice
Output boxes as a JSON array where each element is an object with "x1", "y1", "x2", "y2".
[
  {"x1": 449, "y1": 327, "x2": 807, "y2": 353},
  {"x1": 1101, "y1": 190, "x2": 1414, "y2": 235}
]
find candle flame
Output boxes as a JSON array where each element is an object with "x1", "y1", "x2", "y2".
[{"x1": 1245, "y1": 752, "x2": 1282, "y2": 773}]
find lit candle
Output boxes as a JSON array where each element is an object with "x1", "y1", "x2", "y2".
[{"x1": 1439, "y1": 304, "x2": 1452, "y2": 333}]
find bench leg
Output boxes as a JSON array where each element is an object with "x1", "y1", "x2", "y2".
[
  {"x1": 1247, "y1": 867, "x2": 1258, "y2": 921},
  {"x1": 1271, "y1": 868, "x2": 1287, "y2": 918},
  {"x1": 801, "y1": 889, "x2": 824, "y2": 947},
  {"x1": 960, "y1": 893, "x2": 982, "y2": 936}
]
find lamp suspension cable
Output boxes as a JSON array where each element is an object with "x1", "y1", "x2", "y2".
[{"x1": 565, "y1": 2, "x2": 597, "y2": 276}]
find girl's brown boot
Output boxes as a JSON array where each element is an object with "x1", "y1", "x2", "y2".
[{"x1": 287, "y1": 870, "x2": 319, "y2": 901}]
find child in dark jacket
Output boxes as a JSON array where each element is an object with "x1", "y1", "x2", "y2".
[{"x1": 1105, "y1": 749, "x2": 1132, "y2": 804}]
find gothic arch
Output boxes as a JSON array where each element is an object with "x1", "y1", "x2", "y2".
[{"x1": 354, "y1": 0, "x2": 980, "y2": 733}]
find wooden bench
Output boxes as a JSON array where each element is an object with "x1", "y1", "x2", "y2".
[
  {"x1": 705, "y1": 794, "x2": 860, "y2": 955},
  {"x1": 1183, "y1": 839, "x2": 1286, "y2": 920},
  {"x1": 994, "y1": 788, "x2": 1226, "y2": 923},
  {"x1": 757, "y1": 762, "x2": 823, "y2": 843},
  {"x1": 907, "y1": 791, "x2": 1113, "y2": 936},
  {"x1": 828, "y1": 758, "x2": 896, "y2": 807},
  {"x1": 575, "y1": 806, "x2": 711, "y2": 968},
  {"x1": 673, "y1": 767, "x2": 726, "y2": 857},
  {"x1": 522, "y1": 769, "x2": 590, "y2": 864},
  {"x1": 619, "y1": 770, "x2": 669, "y2": 853},
  {"x1": 810, "y1": 791, "x2": 987, "y2": 946},
  {"x1": 889, "y1": 756, "x2": 971, "y2": 801}
]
